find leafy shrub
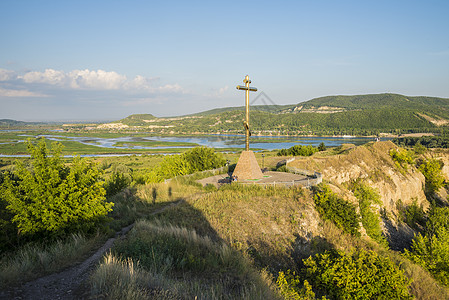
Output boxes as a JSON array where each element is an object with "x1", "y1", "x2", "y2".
[
  {"x1": 105, "y1": 171, "x2": 131, "y2": 197},
  {"x1": 276, "y1": 270, "x2": 316, "y2": 300},
  {"x1": 183, "y1": 146, "x2": 226, "y2": 173},
  {"x1": 157, "y1": 154, "x2": 190, "y2": 179},
  {"x1": 277, "y1": 145, "x2": 318, "y2": 156},
  {"x1": 418, "y1": 159, "x2": 445, "y2": 194},
  {"x1": 146, "y1": 147, "x2": 226, "y2": 183},
  {"x1": 352, "y1": 182, "x2": 387, "y2": 246},
  {"x1": 304, "y1": 249, "x2": 413, "y2": 299},
  {"x1": 313, "y1": 184, "x2": 360, "y2": 236},
  {"x1": 405, "y1": 206, "x2": 449, "y2": 286},
  {"x1": 396, "y1": 199, "x2": 426, "y2": 230},
  {"x1": 0, "y1": 139, "x2": 113, "y2": 237},
  {"x1": 276, "y1": 165, "x2": 289, "y2": 173},
  {"x1": 389, "y1": 148, "x2": 414, "y2": 170},
  {"x1": 413, "y1": 141, "x2": 427, "y2": 154},
  {"x1": 318, "y1": 142, "x2": 327, "y2": 152}
]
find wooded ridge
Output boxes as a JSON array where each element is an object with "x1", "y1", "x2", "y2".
[{"x1": 114, "y1": 93, "x2": 449, "y2": 136}]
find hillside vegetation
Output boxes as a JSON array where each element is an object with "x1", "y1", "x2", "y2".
[
  {"x1": 110, "y1": 93, "x2": 449, "y2": 136},
  {"x1": 89, "y1": 141, "x2": 449, "y2": 298},
  {"x1": 2, "y1": 139, "x2": 449, "y2": 298}
]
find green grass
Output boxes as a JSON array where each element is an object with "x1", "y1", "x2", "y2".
[{"x1": 0, "y1": 139, "x2": 194, "y2": 155}]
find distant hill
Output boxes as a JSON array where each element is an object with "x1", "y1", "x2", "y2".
[
  {"x1": 297, "y1": 93, "x2": 449, "y2": 112},
  {"x1": 113, "y1": 93, "x2": 449, "y2": 136},
  {"x1": 184, "y1": 104, "x2": 295, "y2": 116},
  {"x1": 0, "y1": 119, "x2": 43, "y2": 128},
  {"x1": 0, "y1": 119, "x2": 28, "y2": 126},
  {"x1": 115, "y1": 114, "x2": 157, "y2": 126}
]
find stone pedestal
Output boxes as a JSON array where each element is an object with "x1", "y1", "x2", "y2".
[{"x1": 232, "y1": 150, "x2": 263, "y2": 180}]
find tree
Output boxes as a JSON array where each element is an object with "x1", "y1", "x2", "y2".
[
  {"x1": 318, "y1": 142, "x2": 326, "y2": 151},
  {"x1": 1, "y1": 139, "x2": 113, "y2": 236},
  {"x1": 182, "y1": 146, "x2": 226, "y2": 173}
]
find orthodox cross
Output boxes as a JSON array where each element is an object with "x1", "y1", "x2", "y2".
[{"x1": 236, "y1": 75, "x2": 257, "y2": 151}]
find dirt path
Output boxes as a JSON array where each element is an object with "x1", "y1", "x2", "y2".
[{"x1": 0, "y1": 200, "x2": 183, "y2": 300}]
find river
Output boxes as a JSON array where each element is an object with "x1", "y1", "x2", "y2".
[{"x1": 0, "y1": 133, "x2": 383, "y2": 157}]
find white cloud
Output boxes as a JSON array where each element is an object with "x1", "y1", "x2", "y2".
[
  {"x1": 0, "y1": 67, "x2": 186, "y2": 107},
  {"x1": 157, "y1": 84, "x2": 183, "y2": 93},
  {"x1": 68, "y1": 69, "x2": 127, "y2": 90},
  {"x1": 219, "y1": 85, "x2": 229, "y2": 94},
  {"x1": 0, "y1": 87, "x2": 46, "y2": 97},
  {"x1": 19, "y1": 68, "x2": 127, "y2": 90},
  {"x1": 20, "y1": 69, "x2": 66, "y2": 85},
  {"x1": 0, "y1": 69, "x2": 15, "y2": 81},
  {"x1": 124, "y1": 75, "x2": 158, "y2": 90},
  {"x1": 12, "y1": 68, "x2": 183, "y2": 94}
]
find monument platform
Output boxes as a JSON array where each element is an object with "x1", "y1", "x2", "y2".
[
  {"x1": 232, "y1": 150, "x2": 263, "y2": 180},
  {"x1": 197, "y1": 171, "x2": 311, "y2": 188}
]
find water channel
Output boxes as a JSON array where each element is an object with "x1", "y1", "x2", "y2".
[{"x1": 0, "y1": 133, "x2": 383, "y2": 157}]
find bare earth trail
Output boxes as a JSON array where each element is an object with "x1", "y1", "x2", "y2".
[{"x1": 0, "y1": 200, "x2": 185, "y2": 300}]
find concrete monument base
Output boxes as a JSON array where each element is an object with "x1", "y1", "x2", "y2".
[{"x1": 232, "y1": 150, "x2": 263, "y2": 180}]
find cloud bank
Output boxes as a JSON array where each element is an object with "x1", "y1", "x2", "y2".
[{"x1": 0, "y1": 68, "x2": 184, "y2": 96}]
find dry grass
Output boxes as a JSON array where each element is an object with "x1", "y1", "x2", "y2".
[
  {"x1": 108, "y1": 181, "x2": 201, "y2": 231},
  {"x1": 289, "y1": 141, "x2": 402, "y2": 181},
  {"x1": 0, "y1": 233, "x2": 103, "y2": 288},
  {"x1": 90, "y1": 221, "x2": 279, "y2": 299},
  {"x1": 90, "y1": 253, "x2": 174, "y2": 300},
  {"x1": 93, "y1": 180, "x2": 449, "y2": 299},
  {"x1": 148, "y1": 184, "x2": 320, "y2": 273}
]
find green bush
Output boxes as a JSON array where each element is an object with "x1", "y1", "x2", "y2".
[
  {"x1": 304, "y1": 249, "x2": 413, "y2": 299},
  {"x1": 418, "y1": 159, "x2": 445, "y2": 194},
  {"x1": 276, "y1": 270, "x2": 316, "y2": 300},
  {"x1": 405, "y1": 206, "x2": 449, "y2": 286},
  {"x1": 105, "y1": 171, "x2": 131, "y2": 197},
  {"x1": 318, "y1": 142, "x2": 327, "y2": 152},
  {"x1": 146, "y1": 147, "x2": 226, "y2": 183},
  {"x1": 396, "y1": 199, "x2": 426, "y2": 230},
  {"x1": 389, "y1": 148, "x2": 414, "y2": 170},
  {"x1": 277, "y1": 145, "x2": 319, "y2": 156},
  {"x1": 313, "y1": 184, "x2": 360, "y2": 236},
  {"x1": 352, "y1": 182, "x2": 387, "y2": 246},
  {"x1": 0, "y1": 139, "x2": 113, "y2": 237},
  {"x1": 413, "y1": 141, "x2": 427, "y2": 154},
  {"x1": 183, "y1": 146, "x2": 226, "y2": 173}
]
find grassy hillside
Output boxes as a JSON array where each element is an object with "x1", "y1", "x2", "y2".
[
  {"x1": 112, "y1": 93, "x2": 449, "y2": 136},
  {"x1": 2, "y1": 142, "x2": 449, "y2": 298},
  {"x1": 88, "y1": 182, "x2": 448, "y2": 299}
]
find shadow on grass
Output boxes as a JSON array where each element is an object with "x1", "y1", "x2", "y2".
[{"x1": 92, "y1": 197, "x2": 277, "y2": 299}]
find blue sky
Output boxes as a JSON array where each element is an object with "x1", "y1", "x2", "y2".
[{"x1": 1, "y1": 0, "x2": 448, "y2": 121}]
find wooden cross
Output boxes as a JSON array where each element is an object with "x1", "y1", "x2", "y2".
[{"x1": 236, "y1": 75, "x2": 257, "y2": 151}]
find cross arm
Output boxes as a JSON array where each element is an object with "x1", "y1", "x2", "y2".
[{"x1": 236, "y1": 85, "x2": 257, "y2": 92}]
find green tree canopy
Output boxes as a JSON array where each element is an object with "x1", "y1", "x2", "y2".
[{"x1": 1, "y1": 139, "x2": 113, "y2": 236}]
